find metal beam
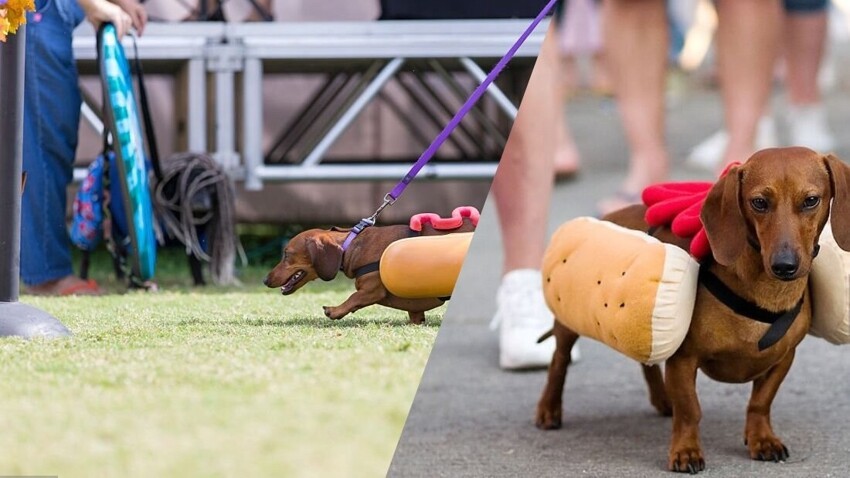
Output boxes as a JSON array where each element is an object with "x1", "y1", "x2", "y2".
[
  {"x1": 459, "y1": 57, "x2": 519, "y2": 119},
  {"x1": 251, "y1": 163, "x2": 497, "y2": 181},
  {"x1": 302, "y1": 57, "x2": 405, "y2": 166}
]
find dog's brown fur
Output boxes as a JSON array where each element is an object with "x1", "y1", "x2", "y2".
[
  {"x1": 535, "y1": 148, "x2": 850, "y2": 473},
  {"x1": 264, "y1": 220, "x2": 475, "y2": 324}
]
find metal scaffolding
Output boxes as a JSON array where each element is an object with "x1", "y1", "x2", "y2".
[{"x1": 70, "y1": 19, "x2": 546, "y2": 189}]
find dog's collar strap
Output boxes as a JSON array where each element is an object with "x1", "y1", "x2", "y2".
[
  {"x1": 342, "y1": 218, "x2": 375, "y2": 252},
  {"x1": 354, "y1": 261, "x2": 380, "y2": 278},
  {"x1": 698, "y1": 267, "x2": 804, "y2": 351}
]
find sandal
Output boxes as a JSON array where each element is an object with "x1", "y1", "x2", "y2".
[
  {"x1": 597, "y1": 190, "x2": 642, "y2": 217},
  {"x1": 27, "y1": 276, "x2": 104, "y2": 296}
]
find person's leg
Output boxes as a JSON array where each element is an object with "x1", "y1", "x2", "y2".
[
  {"x1": 494, "y1": 21, "x2": 561, "y2": 275},
  {"x1": 784, "y1": 7, "x2": 826, "y2": 105},
  {"x1": 715, "y1": 0, "x2": 782, "y2": 169},
  {"x1": 598, "y1": 0, "x2": 669, "y2": 214},
  {"x1": 555, "y1": 1, "x2": 582, "y2": 176},
  {"x1": 492, "y1": 21, "x2": 578, "y2": 369},
  {"x1": 20, "y1": 0, "x2": 92, "y2": 293},
  {"x1": 782, "y1": 0, "x2": 834, "y2": 150}
]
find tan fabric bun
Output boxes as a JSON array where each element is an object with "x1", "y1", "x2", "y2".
[
  {"x1": 542, "y1": 217, "x2": 699, "y2": 365},
  {"x1": 809, "y1": 221, "x2": 850, "y2": 344},
  {"x1": 380, "y1": 233, "x2": 473, "y2": 299}
]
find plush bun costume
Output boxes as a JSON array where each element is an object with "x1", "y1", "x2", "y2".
[
  {"x1": 809, "y1": 222, "x2": 850, "y2": 344},
  {"x1": 543, "y1": 168, "x2": 850, "y2": 365},
  {"x1": 380, "y1": 207, "x2": 479, "y2": 299},
  {"x1": 542, "y1": 218, "x2": 700, "y2": 365}
]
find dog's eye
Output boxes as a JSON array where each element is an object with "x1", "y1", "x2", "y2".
[
  {"x1": 750, "y1": 197, "x2": 769, "y2": 212},
  {"x1": 803, "y1": 196, "x2": 820, "y2": 210}
]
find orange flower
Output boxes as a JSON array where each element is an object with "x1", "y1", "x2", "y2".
[{"x1": 0, "y1": 0, "x2": 35, "y2": 43}]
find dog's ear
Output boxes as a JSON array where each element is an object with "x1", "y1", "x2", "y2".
[
  {"x1": 824, "y1": 154, "x2": 850, "y2": 251},
  {"x1": 701, "y1": 167, "x2": 747, "y2": 266},
  {"x1": 307, "y1": 235, "x2": 343, "y2": 281}
]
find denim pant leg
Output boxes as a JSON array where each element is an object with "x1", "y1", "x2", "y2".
[{"x1": 20, "y1": 0, "x2": 82, "y2": 286}]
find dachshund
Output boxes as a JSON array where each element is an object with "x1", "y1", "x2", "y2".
[
  {"x1": 264, "y1": 219, "x2": 475, "y2": 324},
  {"x1": 535, "y1": 148, "x2": 850, "y2": 473}
]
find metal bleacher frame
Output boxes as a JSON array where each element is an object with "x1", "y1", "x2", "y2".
[{"x1": 71, "y1": 19, "x2": 547, "y2": 189}]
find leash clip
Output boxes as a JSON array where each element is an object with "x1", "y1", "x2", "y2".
[{"x1": 367, "y1": 194, "x2": 396, "y2": 223}]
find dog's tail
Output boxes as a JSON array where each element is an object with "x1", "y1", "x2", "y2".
[{"x1": 536, "y1": 328, "x2": 554, "y2": 343}]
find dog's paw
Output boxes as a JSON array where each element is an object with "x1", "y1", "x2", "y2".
[
  {"x1": 746, "y1": 434, "x2": 789, "y2": 462},
  {"x1": 323, "y1": 306, "x2": 340, "y2": 320},
  {"x1": 668, "y1": 445, "x2": 705, "y2": 474},
  {"x1": 534, "y1": 402, "x2": 562, "y2": 430}
]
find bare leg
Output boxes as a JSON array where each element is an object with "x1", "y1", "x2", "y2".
[
  {"x1": 781, "y1": 7, "x2": 834, "y2": 151},
  {"x1": 784, "y1": 10, "x2": 827, "y2": 107},
  {"x1": 554, "y1": 56, "x2": 581, "y2": 177},
  {"x1": 493, "y1": 21, "x2": 561, "y2": 273},
  {"x1": 745, "y1": 350, "x2": 794, "y2": 461},
  {"x1": 599, "y1": 0, "x2": 669, "y2": 213},
  {"x1": 716, "y1": 0, "x2": 782, "y2": 168}
]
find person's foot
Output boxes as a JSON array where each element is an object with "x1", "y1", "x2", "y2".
[
  {"x1": 786, "y1": 103, "x2": 836, "y2": 152},
  {"x1": 687, "y1": 116, "x2": 779, "y2": 171},
  {"x1": 26, "y1": 276, "x2": 103, "y2": 296},
  {"x1": 597, "y1": 152, "x2": 668, "y2": 216},
  {"x1": 491, "y1": 269, "x2": 580, "y2": 370},
  {"x1": 554, "y1": 141, "x2": 581, "y2": 181}
]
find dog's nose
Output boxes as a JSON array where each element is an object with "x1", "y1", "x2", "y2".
[
  {"x1": 262, "y1": 275, "x2": 270, "y2": 287},
  {"x1": 770, "y1": 252, "x2": 799, "y2": 280}
]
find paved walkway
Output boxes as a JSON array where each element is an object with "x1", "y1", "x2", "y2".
[{"x1": 389, "y1": 70, "x2": 850, "y2": 477}]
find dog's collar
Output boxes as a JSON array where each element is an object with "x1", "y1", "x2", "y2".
[{"x1": 698, "y1": 267, "x2": 804, "y2": 351}]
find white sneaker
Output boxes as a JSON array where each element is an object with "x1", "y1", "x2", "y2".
[
  {"x1": 785, "y1": 103, "x2": 836, "y2": 152},
  {"x1": 686, "y1": 116, "x2": 779, "y2": 170},
  {"x1": 491, "y1": 269, "x2": 581, "y2": 370}
]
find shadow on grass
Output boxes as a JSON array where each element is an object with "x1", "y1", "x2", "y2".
[
  {"x1": 174, "y1": 317, "x2": 441, "y2": 328},
  {"x1": 248, "y1": 317, "x2": 440, "y2": 328}
]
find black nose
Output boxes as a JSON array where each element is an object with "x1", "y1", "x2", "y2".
[
  {"x1": 263, "y1": 275, "x2": 270, "y2": 287},
  {"x1": 771, "y1": 254, "x2": 799, "y2": 280}
]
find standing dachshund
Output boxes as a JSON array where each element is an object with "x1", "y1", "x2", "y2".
[
  {"x1": 264, "y1": 220, "x2": 475, "y2": 324},
  {"x1": 535, "y1": 148, "x2": 850, "y2": 473}
]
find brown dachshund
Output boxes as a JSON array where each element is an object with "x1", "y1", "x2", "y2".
[
  {"x1": 535, "y1": 148, "x2": 850, "y2": 473},
  {"x1": 263, "y1": 220, "x2": 475, "y2": 324}
]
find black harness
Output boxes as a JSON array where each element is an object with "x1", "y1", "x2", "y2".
[
  {"x1": 647, "y1": 226, "x2": 810, "y2": 351},
  {"x1": 348, "y1": 228, "x2": 420, "y2": 279},
  {"x1": 347, "y1": 228, "x2": 451, "y2": 301},
  {"x1": 698, "y1": 267, "x2": 804, "y2": 351}
]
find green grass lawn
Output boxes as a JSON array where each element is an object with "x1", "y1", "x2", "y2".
[{"x1": 0, "y1": 248, "x2": 441, "y2": 477}]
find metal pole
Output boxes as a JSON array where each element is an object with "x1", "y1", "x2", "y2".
[
  {"x1": 0, "y1": 30, "x2": 26, "y2": 303},
  {"x1": 0, "y1": 28, "x2": 71, "y2": 338}
]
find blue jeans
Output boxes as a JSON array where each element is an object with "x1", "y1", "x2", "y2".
[{"x1": 21, "y1": 0, "x2": 85, "y2": 286}]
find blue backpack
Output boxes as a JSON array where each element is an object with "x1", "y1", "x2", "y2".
[{"x1": 69, "y1": 151, "x2": 132, "y2": 252}]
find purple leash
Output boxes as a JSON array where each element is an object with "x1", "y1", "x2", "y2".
[{"x1": 342, "y1": 0, "x2": 559, "y2": 251}]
